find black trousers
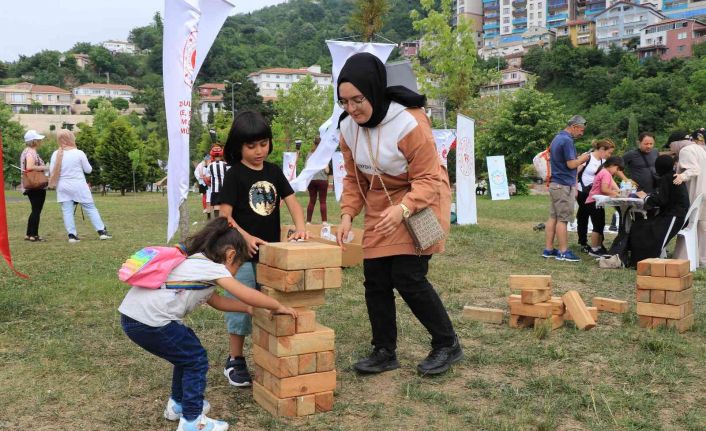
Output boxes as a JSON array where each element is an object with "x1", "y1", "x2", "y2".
[
  {"x1": 363, "y1": 255, "x2": 456, "y2": 351},
  {"x1": 24, "y1": 188, "x2": 46, "y2": 237}
]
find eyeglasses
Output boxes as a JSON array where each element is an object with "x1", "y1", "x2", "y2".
[{"x1": 337, "y1": 95, "x2": 366, "y2": 109}]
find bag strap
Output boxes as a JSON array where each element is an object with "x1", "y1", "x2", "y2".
[{"x1": 351, "y1": 126, "x2": 396, "y2": 210}]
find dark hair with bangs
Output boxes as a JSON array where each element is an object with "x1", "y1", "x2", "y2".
[
  {"x1": 183, "y1": 218, "x2": 249, "y2": 266},
  {"x1": 224, "y1": 110, "x2": 273, "y2": 165}
]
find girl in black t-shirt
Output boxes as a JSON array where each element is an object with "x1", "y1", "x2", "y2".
[{"x1": 217, "y1": 111, "x2": 309, "y2": 387}]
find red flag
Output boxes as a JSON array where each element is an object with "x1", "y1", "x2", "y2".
[{"x1": 0, "y1": 131, "x2": 29, "y2": 278}]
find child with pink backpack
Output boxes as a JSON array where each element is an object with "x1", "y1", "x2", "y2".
[{"x1": 118, "y1": 218, "x2": 297, "y2": 431}]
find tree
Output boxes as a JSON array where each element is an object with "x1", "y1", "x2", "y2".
[
  {"x1": 479, "y1": 89, "x2": 565, "y2": 194},
  {"x1": 87, "y1": 97, "x2": 109, "y2": 113},
  {"x1": 0, "y1": 102, "x2": 26, "y2": 185},
  {"x1": 411, "y1": 0, "x2": 488, "y2": 114},
  {"x1": 349, "y1": 0, "x2": 390, "y2": 42},
  {"x1": 97, "y1": 118, "x2": 140, "y2": 195},
  {"x1": 626, "y1": 112, "x2": 638, "y2": 151},
  {"x1": 75, "y1": 124, "x2": 102, "y2": 186},
  {"x1": 92, "y1": 100, "x2": 120, "y2": 141},
  {"x1": 111, "y1": 97, "x2": 129, "y2": 111}
]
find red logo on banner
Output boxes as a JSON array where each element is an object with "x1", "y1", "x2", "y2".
[
  {"x1": 458, "y1": 137, "x2": 473, "y2": 177},
  {"x1": 182, "y1": 30, "x2": 198, "y2": 87}
]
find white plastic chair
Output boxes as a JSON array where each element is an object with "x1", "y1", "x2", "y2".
[{"x1": 667, "y1": 193, "x2": 703, "y2": 271}]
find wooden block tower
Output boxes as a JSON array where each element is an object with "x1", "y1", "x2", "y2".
[
  {"x1": 251, "y1": 242, "x2": 342, "y2": 417},
  {"x1": 635, "y1": 258, "x2": 694, "y2": 332}
]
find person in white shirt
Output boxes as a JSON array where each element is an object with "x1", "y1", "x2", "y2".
[
  {"x1": 194, "y1": 155, "x2": 210, "y2": 219},
  {"x1": 49, "y1": 129, "x2": 111, "y2": 243}
]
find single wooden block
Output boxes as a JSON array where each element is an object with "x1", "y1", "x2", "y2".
[
  {"x1": 253, "y1": 344, "x2": 299, "y2": 378},
  {"x1": 638, "y1": 315, "x2": 653, "y2": 328},
  {"x1": 508, "y1": 275, "x2": 551, "y2": 290},
  {"x1": 256, "y1": 264, "x2": 305, "y2": 292},
  {"x1": 650, "y1": 259, "x2": 667, "y2": 277},
  {"x1": 652, "y1": 317, "x2": 667, "y2": 328},
  {"x1": 298, "y1": 353, "x2": 317, "y2": 375},
  {"x1": 564, "y1": 306, "x2": 598, "y2": 322},
  {"x1": 253, "y1": 308, "x2": 296, "y2": 337},
  {"x1": 297, "y1": 394, "x2": 316, "y2": 416},
  {"x1": 535, "y1": 314, "x2": 564, "y2": 330},
  {"x1": 268, "y1": 370, "x2": 337, "y2": 398},
  {"x1": 323, "y1": 267, "x2": 342, "y2": 289},
  {"x1": 592, "y1": 297, "x2": 628, "y2": 313},
  {"x1": 665, "y1": 288, "x2": 694, "y2": 305},
  {"x1": 636, "y1": 258, "x2": 659, "y2": 276},
  {"x1": 636, "y1": 274, "x2": 693, "y2": 291},
  {"x1": 315, "y1": 391, "x2": 334, "y2": 412},
  {"x1": 253, "y1": 364, "x2": 265, "y2": 385},
  {"x1": 636, "y1": 289, "x2": 651, "y2": 303},
  {"x1": 253, "y1": 381, "x2": 297, "y2": 417},
  {"x1": 269, "y1": 324, "x2": 336, "y2": 357},
  {"x1": 295, "y1": 308, "x2": 317, "y2": 333},
  {"x1": 462, "y1": 306, "x2": 504, "y2": 324},
  {"x1": 521, "y1": 289, "x2": 551, "y2": 304},
  {"x1": 562, "y1": 291, "x2": 596, "y2": 330},
  {"x1": 636, "y1": 302, "x2": 692, "y2": 319},
  {"x1": 548, "y1": 297, "x2": 566, "y2": 315},
  {"x1": 316, "y1": 350, "x2": 335, "y2": 372},
  {"x1": 252, "y1": 325, "x2": 271, "y2": 350},
  {"x1": 509, "y1": 314, "x2": 535, "y2": 328},
  {"x1": 664, "y1": 259, "x2": 690, "y2": 278},
  {"x1": 262, "y1": 286, "x2": 326, "y2": 308},
  {"x1": 259, "y1": 242, "x2": 342, "y2": 270},
  {"x1": 650, "y1": 289, "x2": 666, "y2": 304},
  {"x1": 304, "y1": 269, "x2": 324, "y2": 290},
  {"x1": 666, "y1": 314, "x2": 694, "y2": 333},
  {"x1": 509, "y1": 301, "x2": 553, "y2": 318}
]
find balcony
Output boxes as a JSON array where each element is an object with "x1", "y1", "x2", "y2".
[
  {"x1": 484, "y1": 2, "x2": 499, "y2": 10},
  {"x1": 512, "y1": 27, "x2": 527, "y2": 34},
  {"x1": 485, "y1": 12, "x2": 499, "y2": 18},
  {"x1": 548, "y1": 1, "x2": 568, "y2": 10},
  {"x1": 513, "y1": 17, "x2": 528, "y2": 25},
  {"x1": 483, "y1": 22, "x2": 500, "y2": 30},
  {"x1": 513, "y1": 8, "x2": 527, "y2": 15},
  {"x1": 547, "y1": 12, "x2": 568, "y2": 21},
  {"x1": 512, "y1": 0, "x2": 527, "y2": 5},
  {"x1": 483, "y1": 0, "x2": 496, "y2": 3},
  {"x1": 663, "y1": 3, "x2": 688, "y2": 11}
]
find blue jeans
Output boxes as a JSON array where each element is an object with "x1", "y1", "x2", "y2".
[
  {"x1": 223, "y1": 262, "x2": 258, "y2": 335},
  {"x1": 60, "y1": 201, "x2": 106, "y2": 236},
  {"x1": 120, "y1": 314, "x2": 208, "y2": 421}
]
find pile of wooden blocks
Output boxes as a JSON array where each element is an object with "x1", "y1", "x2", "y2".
[
  {"x1": 251, "y1": 242, "x2": 342, "y2": 417},
  {"x1": 636, "y1": 258, "x2": 694, "y2": 332}
]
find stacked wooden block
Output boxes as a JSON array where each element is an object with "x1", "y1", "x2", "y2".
[
  {"x1": 636, "y1": 258, "x2": 694, "y2": 332},
  {"x1": 252, "y1": 242, "x2": 342, "y2": 417}
]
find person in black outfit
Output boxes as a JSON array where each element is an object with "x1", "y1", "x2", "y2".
[
  {"x1": 622, "y1": 132, "x2": 659, "y2": 193},
  {"x1": 629, "y1": 155, "x2": 690, "y2": 266}
]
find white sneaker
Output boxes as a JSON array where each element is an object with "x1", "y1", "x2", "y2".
[
  {"x1": 164, "y1": 398, "x2": 211, "y2": 421},
  {"x1": 68, "y1": 234, "x2": 80, "y2": 243},
  {"x1": 176, "y1": 414, "x2": 228, "y2": 431}
]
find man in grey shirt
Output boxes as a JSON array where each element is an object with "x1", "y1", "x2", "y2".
[{"x1": 623, "y1": 132, "x2": 658, "y2": 193}]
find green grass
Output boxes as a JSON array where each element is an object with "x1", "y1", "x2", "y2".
[{"x1": 1, "y1": 191, "x2": 704, "y2": 430}]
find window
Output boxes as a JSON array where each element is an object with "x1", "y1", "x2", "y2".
[
  {"x1": 503, "y1": 7, "x2": 510, "y2": 13},
  {"x1": 538, "y1": 11, "x2": 542, "y2": 17},
  {"x1": 678, "y1": 32, "x2": 687, "y2": 40},
  {"x1": 538, "y1": 2, "x2": 542, "y2": 7},
  {"x1": 677, "y1": 45, "x2": 685, "y2": 52},
  {"x1": 530, "y1": 12, "x2": 534, "y2": 19},
  {"x1": 503, "y1": 17, "x2": 510, "y2": 23},
  {"x1": 503, "y1": 0, "x2": 510, "y2": 4},
  {"x1": 503, "y1": 26, "x2": 510, "y2": 32},
  {"x1": 11, "y1": 93, "x2": 24, "y2": 102}
]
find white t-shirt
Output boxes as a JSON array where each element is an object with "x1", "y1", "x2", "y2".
[
  {"x1": 118, "y1": 253, "x2": 232, "y2": 327},
  {"x1": 578, "y1": 154, "x2": 605, "y2": 192},
  {"x1": 50, "y1": 149, "x2": 94, "y2": 203}
]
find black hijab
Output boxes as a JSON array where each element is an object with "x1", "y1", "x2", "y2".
[{"x1": 337, "y1": 52, "x2": 426, "y2": 128}]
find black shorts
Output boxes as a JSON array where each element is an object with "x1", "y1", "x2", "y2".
[
  {"x1": 209, "y1": 192, "x2": 221, "y2": 205},
  {"x1": 198, "y1": 184, "x2": 208, "y2": 194}
]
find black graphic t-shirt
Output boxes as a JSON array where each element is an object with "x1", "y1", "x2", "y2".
[{"x1": 220, "y1": 161, "x2": 294, "y2": 247}]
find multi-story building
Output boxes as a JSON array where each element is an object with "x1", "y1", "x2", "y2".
[
  {"x1": 594, "y1": 1, "x2": 666, "y2": 50},
  {"x1": 556, "y1": 19, "x2": 597, "y2": 46},
  {"x1": 197, "y1": 83, "x2": 225, "y2": 124},
  {"x1": 660, "y1": 0, "x2": 706, "y2": 19},
  {"x1": 523, "y1": 25, "x2": 557, "y2": 47},
  {"x1": 73, "y1": 53, "x2": 90, "y2": 70},
  {"x1": 480, "y1": 26, "x2": 554, "y2": 59},
  {"x1": 0, "y1": 82, "x2": 72, "y2": 114},
  {"x1": 638, "y1": 18, "x2": 706, "y2": 59},
  {"x1": 101, "y1": 40, "x2": 137, "y2": 54},
  {"x1": 72, "y1": 83, "x2": 136, "y2": 103},
  {"x1": 547, "y1": 0, "x2": 571, "y2": 29},
  {"x1": 454, "y1": 0, "x2": 485, "y2": 48},
  {"x1": 479, "y1": 67, "x2": 533, "y2": 96},
  {"x1": 247, "y1": 65, "x2": 332, "y2": 101}
]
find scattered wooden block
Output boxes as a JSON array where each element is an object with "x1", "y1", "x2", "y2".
[
  {"x1": 316, "y1": 350, "x2": 335, "y2": 372},
  {"x1": 638, "y1": 315, "x2": 653, "y2": 328},
  {"x1": 652, "y1": 317, "x2": 667, "y2": 328},
  {"x1": 253, "y1": 344, "x2": 299, "y2": 378},
  {"x1": 304, "y1": 269, "x2": 324, "y2": 290},
  {"x1": 664, "y1": 259, "x2": 690, "y2": 278},
  {"x1": 295, "y1": 308, "x2": 317, "y2": 333},
  {"x1": 637, "y1": 258, "x2": 659, "y2": 276},
  {"x1": 259, "y1": 242, "x2": 342, "y2": 270},
  {"x1": 297, "y1": 353, "x2": 317, "y2": 375},
  {"x1": 509, "y1": 301, "x2": 553, "y2": 318},
  {"x1": 315, "y1": 391, "x2": 334, "y2": 412},
  {"x1": 266, "y1": 369, "x2": 337, "y2": 398},
  {"x1": 636, "y1": 302, "x2": 693, "y2": 320},
  {"x1": 509, "y1": 295, "x2": 565, "y2": 315},
  {"x1": 509, "y1": 314, "x2": 535, "y2": 328},
  {"x1": 262, "y1": 286, "x2": 326, "y2": 308},
  {"x1": 592, "y1": 297, "x2": 628, "y2": 313},
  {"x1": 636, "y1": 274, "x2": 693, "y2": 291},
  {"x1": 636, "y1": 289, "x2": 651, "y2": 303},
  {"x1": 256, "y1": 264, "x2": 305, "y2": 292},
  {"x1": 297, "y1": 394, "x2": 316, "y2": 416},
  {"x1": 508, "y1": 275, "x2": 551, "y2": 290},
  {"x1": 462, "y1": 306, "x2": 504, "y2": 324},
  {"x1": 650, "y1": 289, "x2": 666, "y2": 304},
  {"x1": 666, "y1": 314, "x2": 694, "y2": 333},
  {"x1": 535, "y1": 314, "x2": 564, "y2": 330},
  {"x1": 323, "y1": 267, "x2": 342, "y2": 289},
  {"x1": 665, "y1": 288, "x2": 694, "y2": 305},
  {"x1": 521, "y1": 289, "x2": 551, "y2": 304},
  {"x1": 253, "y1": 381, "x2": 297, "y2": 417},
  {"x1": 562, "y1": 291, "x2": 596, "y2": 330},
  {"x1": 650, "y1": 259, "x2": 667, "y2": 277},
  {"x1": 564, "y1": 306, "x2": 598, "y2": 322},
  {"x1": 253, "y1": 308, "x2": 296, "y2": 337},
  {"x1": 268, "y1": 324, "x2": 335, "y2": 357}
]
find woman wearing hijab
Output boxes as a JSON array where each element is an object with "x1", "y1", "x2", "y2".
[
  {"x1": 20, "y1": 130, "x2": 50, "y2": 241},
  {"x1": 334, "y1": 53, "x2": 460, "y2": 376},
  {"x1": 668, "y1": 131, "x2": 706, "y2": 267},
  {"x1": 49, "y1": 129, "x2": 112, "y2": 243}
]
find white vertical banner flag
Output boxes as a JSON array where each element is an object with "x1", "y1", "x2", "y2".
[
  {"x1": 282, "y1": 152, "x2": 298, "y2": 182},
  {"x1": 164, "y1": 0, "x2": 235, "y2": 241},
  {"x1": 487, "y1": 155, "x2": 511, "y2": 200},
  {"x1": 456, "y1": 115, "x2": 477, "y2": 225},
  {"x1": 331, "y1": 151, "x2": 345, "y2": 201},
  {"x1": 289, "y1": 41, "x2": 395, "y2": 191},
  {"x1": 432, "y1": 129, "x2": 456, "y2": 168}
]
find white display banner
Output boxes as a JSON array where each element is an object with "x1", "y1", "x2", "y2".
[
  {"x1": 455, "y1": 115, "x2": 477, "y2": 224},
  {"x1": 487, "y1": 155, "x2": 511, "y2": 200},
  {"x1": 164, "y1": 0, "x2": 235, "y2": 241},
  {"x1": 432, "y1": 129, "x2": 456, "y2": 168},
  {"x1": 289, "y1": 41, "x2": 396, "y2": 192},
  {"x1": 282, "y1": 152, "x2": 298, "y2": 182},
  {"x1": 331, "y1": 151, "x2": 345, "y2": 201}
]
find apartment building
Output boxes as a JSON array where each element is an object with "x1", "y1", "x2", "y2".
[
  {"x1": 73, "y1": 83, "x2": 137, "y2": 103},
  {"x1": 197, "y1": 83, "x2": 225, "y2": 124},
  {"x1": 455, "y1": 0, "x2": 485, "y2": 48},
  {"x1": 101, "y1": 40, "x2": 137, "y2": 54},
  {"x1": 638, "y1": 18, "x2": 706, "y2": 59},
  {"x1": 0, "y1": 82, "x2": 72, "y2": 114},
  {"x1": 594, "y1": 1, "x2": 666, "y2": 50},
  {"x1": 556, "y1": 19, "x2": 598, "y2": 46},
  {"x1": 479, "y1": 67, "x2": 533, "y2": 96},
  {"x1": 247, "y1": 66, "x2": 331, "y2": 101}
]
